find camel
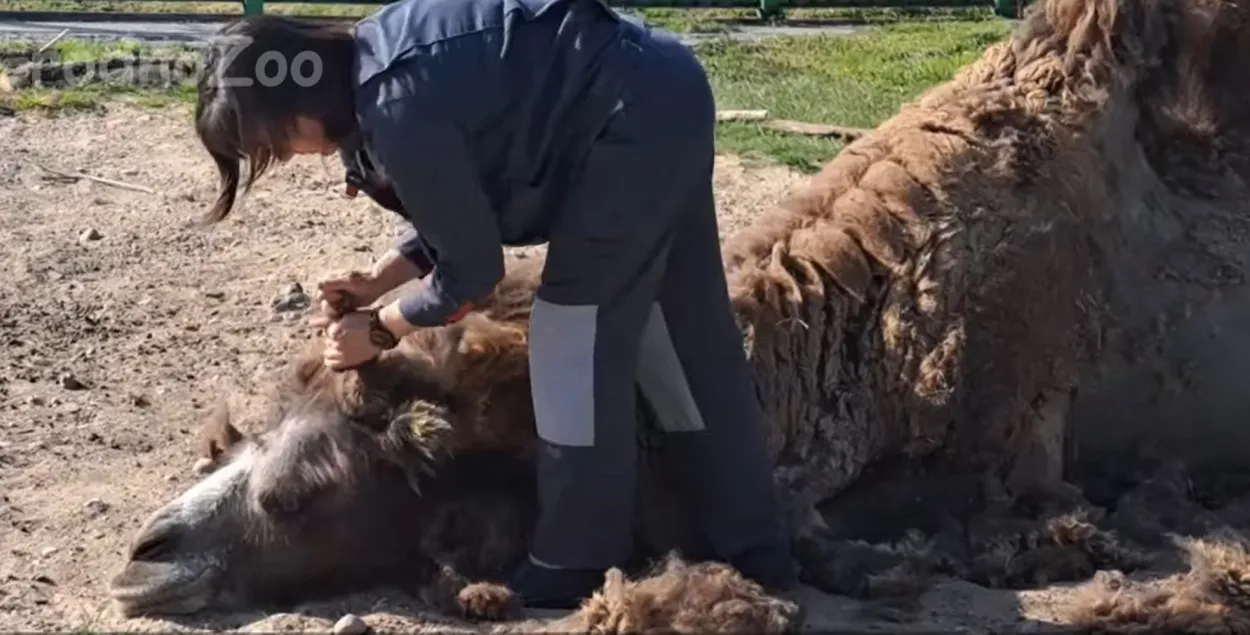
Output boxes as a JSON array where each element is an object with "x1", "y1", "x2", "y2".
[{"x1": 110, "y1": 0, "x2": 1250, "y2": 630}]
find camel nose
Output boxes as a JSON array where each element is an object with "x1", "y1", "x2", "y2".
[{"x1": 128, "y1": 516, "x2": 186, "y2": 562}]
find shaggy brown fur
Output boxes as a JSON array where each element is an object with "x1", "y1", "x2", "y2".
[
  {"x1": 117, "y1": 0, "x2": 1250, "y2": 627},
  {"x1": 1060, "y1": 462, "x2": 1250, "y2": 633},
  {"x1": 285, "y1": 257, "x2": 542, "y2": 460},
  {"x1": 565, "y1": 555, "x2": 802, "y2": 634},
  {"x1": 960, "y1": 507, "x2": 1150, "y2": 589},
  {"x1": 1068, "y1": 531, "x2": 1250, "y2": 633}
]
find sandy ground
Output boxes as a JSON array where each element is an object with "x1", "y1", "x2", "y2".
[{"x1": 0, "y1": 104, "x2": 1088, "y2": 633}]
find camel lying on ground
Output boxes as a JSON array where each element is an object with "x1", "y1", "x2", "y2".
[{"x1": 111, "y1": 0, "x2": 1250, "y2": 630}]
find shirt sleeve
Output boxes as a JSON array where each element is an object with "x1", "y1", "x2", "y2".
[
  {"x1": 364, "y1": 94, "x2": 505, "y2": 328},
  {"x1": 395, "y1": 226, "x2": 438, "y2": 275}
]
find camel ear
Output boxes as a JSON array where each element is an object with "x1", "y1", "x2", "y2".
[
  {"x1": 380, "y1": 399, "x2": 457, "y2": 495},
  {"x1": 193, "y1": 400, "x2": 243, "y2": 475}
]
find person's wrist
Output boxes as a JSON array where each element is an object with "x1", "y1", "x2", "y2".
[
  {"x1": 369, "y1": 252, "x2": 422, "y2": 300},
  {"x1": 377, "y1": 301, "x2": 415, "y2": 340},
  {"x1": 362, "y1": 272, "x2": 388, "y2": 305}
]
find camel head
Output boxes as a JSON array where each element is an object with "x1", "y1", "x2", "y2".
[
  {"x1": 107, "y1": 322, "x2": 540, "y2": 618},
  {"x1": 108, "y1": 390, "x2": 455, "y2": 616}
]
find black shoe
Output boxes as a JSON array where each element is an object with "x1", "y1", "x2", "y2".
[
  {"x1": 507, "y1": 559, "x2": 606, "y2": 610},
  {"x1": 730, "y1": 543, "x2": 799, "y2": 593}
]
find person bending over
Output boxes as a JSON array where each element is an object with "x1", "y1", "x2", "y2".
[{"x1": 193, "y1": 0, "x2": 796, "y2": 609}]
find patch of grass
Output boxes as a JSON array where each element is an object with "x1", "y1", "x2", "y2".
[
  {"x1": 7, "y1": 87, "x2": 104, "y2": 111},
  {"x1": 637, "y1": 5, "x2": 998, "y2": 31},
  {"x1": 3, "y1": 0, "x2": 377, "y2": 18},
  {"x1": 1, "y1": 20, "x2": 1015, "y2": 172},
  {"x1": 1, "y1": 39, "x2": 201, "y2": 113},
  {"x1": 697, "y1": 20, "x2": 1012, "y2": 170},
  {"x1": 1, "y1": 81, "x2": 194, "y2": 112},
  {"x1": 0, "y1": 38, "x2": 195, "y2": 61},
  {"x1": 2, "y1": 2, "x2": 999, "y2": 31}
]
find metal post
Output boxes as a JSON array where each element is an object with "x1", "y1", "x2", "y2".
[
  {"x1": 992, "y1": 0, "x2": 1016, "y2": 18},
  {"x1": 758, "y1": 0, "x2": 782, "y2": 20},
  {"x1": 242, "y1": 0, "x2": 265, "y2": 16}
]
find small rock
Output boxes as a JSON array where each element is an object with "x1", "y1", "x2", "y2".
[
  {"x1": 333, "y1": 613, "x2": 368, "y2": 635},
  {"x1": 192, "y1": 457, "x2": 215, "y2": 475},
  {"x1": 271, "y1": 283, "x2": 310, "y2": 313},
  {"x1": 78, "y1": 228, "x2": 102, "y2": 243},
  {"x1": 204, "y1": 290, "x2": 226, "y2": 300},
  {"x1": 84, "y1": 498, "x2": 109, "y2": 514},
  {"x1": 39, "y1": 546, "x2": 58, "y2": 557},
  {"x1": 26, "y1": 396, "x2": 44, "y2": 406},
  {"x1": 33, "y1": 575, "x2": 55, "y2": 586},
  {"x1": 58, "y1": 374, "x2": 86, "y2": 391},
  {"x1": 129, "y1": 394, "x2": 150, "y2": 408}
]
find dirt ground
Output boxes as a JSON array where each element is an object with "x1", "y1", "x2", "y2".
[{"x1": 0, "y1": 103, "x2": 1092, "y2": 633}]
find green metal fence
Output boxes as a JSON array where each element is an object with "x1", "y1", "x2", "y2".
[
  {"x1": 4, "y1": 0, "x2": 1028, "y2": 22},
  {"x1": 225, "y1": 0, "x2": 1024, "y2": 20}
]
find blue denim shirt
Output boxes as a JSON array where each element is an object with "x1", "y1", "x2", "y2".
[{"x1": 348, "y1": 0, "x2": 631, "y2": 327}]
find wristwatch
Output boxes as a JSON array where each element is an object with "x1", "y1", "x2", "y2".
[{"x1": 365, "y1": 307, "x2": 400, "y2": 351}]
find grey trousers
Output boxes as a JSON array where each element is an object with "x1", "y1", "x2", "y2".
[{"x1": 525, "y1": 26, "x2": 789, "y2": 574}]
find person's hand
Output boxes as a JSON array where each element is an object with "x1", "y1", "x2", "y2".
[
  {"x1": 315, "y1": 271, "x2": 384, "y2": 319},
  {"x1": 316, "y1": 310, "x2": 395, "y2": 371}
]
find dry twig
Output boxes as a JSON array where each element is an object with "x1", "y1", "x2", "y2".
[
  {"x1": 715, "y1": 109, "x2": 871, "y2": 142},
  {"x1": 30, "y1": 162, "x2": 156, "y2": 194},
  {"x1": 717, "y1": 109, "x2": 771, "y2": 122},
  {"x1": 766, "y1": 119, "x2": 869, "y2": 141},
  {"x1": 38, "y1": 29, "x2": 70, "y2": 55}
]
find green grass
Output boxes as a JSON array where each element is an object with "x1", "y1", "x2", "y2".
[
  {"x1": 702, "y1": 20, "x2": 1011, "y2": 170},
  {"x1": 4, "y1": 83, "x2": 194, "y2": 112},
  {"x1": 0, "y1": 38, "x2": 190, "y2": 60},
  {"x1": 1, "y1": 39, "x2": 200, "y2": 112},
  {"x1": 1, "y1": 19, "x2": 1014, "y2": 171},
  {"x1": 3, "y1": 1, "x2": 1001, "y2": 31}
]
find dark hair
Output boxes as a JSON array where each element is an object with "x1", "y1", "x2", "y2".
[{"x1": 195, "y1": 15, "x2": 358, "y2": 224}]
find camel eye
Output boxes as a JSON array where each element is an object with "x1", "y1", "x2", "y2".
[{"x1": 255, "y1": 487, "x2": 314, "y2": 521}]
